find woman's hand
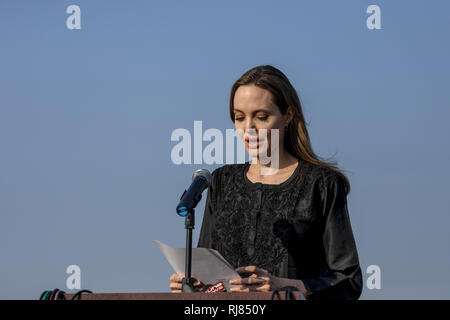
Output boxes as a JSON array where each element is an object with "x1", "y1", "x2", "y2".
[
  {"x1": 229, "y1": 265, "x2": 284, "y2": 292},
  {"x1": 169, "y1": 273, "x2": 204, "y2": 293}
]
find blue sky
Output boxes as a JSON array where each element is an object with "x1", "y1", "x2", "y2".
[{"x1": 1, "y1": 0, "x2": 449, "y2": 299}]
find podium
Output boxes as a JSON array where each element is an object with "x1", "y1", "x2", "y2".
[{"x1": 64, "y1": 291, "x2": 303, "y2": 300}]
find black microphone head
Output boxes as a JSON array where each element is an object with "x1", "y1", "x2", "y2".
[
  {"x1": 192, "y1": 169, "x2": 212, "y2": 186},
  {"x1": 176, "y1": 169, "x2": 212, "y2": 217}
]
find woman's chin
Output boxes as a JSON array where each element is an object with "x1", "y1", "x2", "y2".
[{"x1": 247, "y1": 147, "x2": 270, "y2": 159}]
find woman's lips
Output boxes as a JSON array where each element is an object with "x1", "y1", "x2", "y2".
[{"x1": 245, "y1": 138, "x2": 261, "y2": 149}]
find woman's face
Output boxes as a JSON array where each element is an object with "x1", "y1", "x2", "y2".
[{"x1": 233, "y1": 84, "x2": 291, "y2": 160}]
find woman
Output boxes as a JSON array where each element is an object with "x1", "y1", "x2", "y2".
[{"x1": 169, "y1": 65, "x2": 363, "y2": 300}]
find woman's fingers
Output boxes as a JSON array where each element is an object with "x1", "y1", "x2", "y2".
[
  {"x1": 254, "y1": 284, "x2": 271, "y2": 292},
  {"x1": 230, "y1": 284, "x2": 271, "y2": 292},
  {"x1": 170, "y1": 273, "x2": 201, "y2": 283},
  {"x1": 170, "y1": 273, "x2": 203, "y2": 290},
  {"x1": 235, "y1": 265, "x2": 269, "y2": 276},
  {"x1": 230, "y1": 277, "x2": 265, "y2": 285},
  {"x1": 170, "y1": 281, "x2": 202, "y2": 288},
  {"x1": 170, "y1": 273, "x2": 184, "y2": 283},
  {"x1": 170, "y1": 282, "x2": 182, "y2": 290},
  {"x1": 170, "y1": 282, "x2": 203, "y2": 292},
  {"x1": 230, "y1": 286, "x2": 250, "y2": 292},
  {"x1": 230, "y1": 268, "x2": 272, "y2": 292},
  {"x1": 193, "y1": 279, "x2": 203, "y2": 287}
]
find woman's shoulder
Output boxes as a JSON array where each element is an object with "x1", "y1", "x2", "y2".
[{"x1": 300, "y1": 160, "x2": 343, "y2": 188}]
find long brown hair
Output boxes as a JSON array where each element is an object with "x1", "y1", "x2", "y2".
[{"x1": 229, "y1": 65, "x2": 351, "y2": 195}]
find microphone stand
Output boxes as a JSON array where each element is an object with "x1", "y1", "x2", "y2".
[
  {"x1": 177, "y1": 172, "x2": 210, "y2": 293},
  {"x1": 181, "y1": 208, "x2": 197, "y2": 292}
]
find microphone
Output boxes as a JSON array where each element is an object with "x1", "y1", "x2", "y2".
[{"x1": 176, "y1": 169, "x2": 212, "y2": 216}]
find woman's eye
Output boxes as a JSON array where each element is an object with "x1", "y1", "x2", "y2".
[
  {"x1": 257, "y1": 115, "x2": 269, "y2": 121},
  {"x1": 235, "y1": 117, "x2": 244, "y2": 121}
]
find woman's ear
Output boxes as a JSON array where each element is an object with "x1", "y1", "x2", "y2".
[{"x1": 285, "y1": 106, "x2": 294, "y2": 126}]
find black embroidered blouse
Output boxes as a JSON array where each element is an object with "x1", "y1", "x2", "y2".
[{"x1": 197, "y1": 157, "x2": 363, "y2": 300}]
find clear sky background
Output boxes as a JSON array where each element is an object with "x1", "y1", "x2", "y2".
[{"x1": 1, "y1": 0, "x2": 449, "y2": 299}]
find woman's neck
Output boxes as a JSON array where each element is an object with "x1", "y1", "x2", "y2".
[{"x1": 248, "y1": 150, "x2": 298, "y2": 177}]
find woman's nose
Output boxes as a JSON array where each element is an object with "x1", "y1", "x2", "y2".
[{"x1": 244, "y1": 120, "x2": 257, "y2": 135}]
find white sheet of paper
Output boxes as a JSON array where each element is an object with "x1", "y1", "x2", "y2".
[{"x1": 154, "y1": 240, "x2": 241, "y2": 291}]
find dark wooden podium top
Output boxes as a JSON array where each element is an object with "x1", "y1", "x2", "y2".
[{"x1": 64, "y1": 291, "x2": 303, "y2": 300}]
